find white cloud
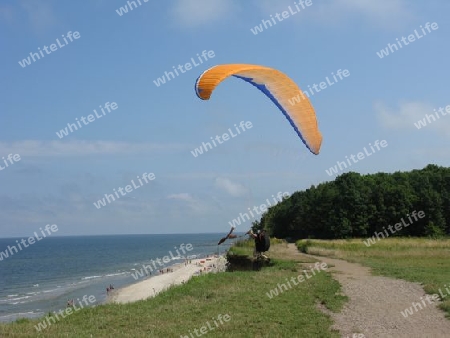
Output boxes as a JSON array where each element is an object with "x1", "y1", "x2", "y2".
[
  {"x1": 332, "y1": 0, "x2": 411, "y2": 24},
  {"x1": 0, "y1": 140, "x2": 192, "y2": 157},
  {"x1": 0, "y1": 191, "x2": 161, "y2": 237},
  {"x1": 214, "y1": 177, "x2": 249, "y2": 197},
  {"x1": 162, "y1": 171, "x2": 310, "y2": 180},
  {"x1": 0, "y1": 5, "x2": 14, "y2": 24},
  {"x1": 254, "y1": 0, "x2": 413, "y2": 30},
  {"x1": 167, "y1": 193, "x2": 193, "y2": 201},
  {"x1": 19, "y1": 0, "x2": 57, "y2": 32},
  {"x1": 376, "y1": 101, "x2": 450, "y2": 135},
  {"x1": 170, "y1": 0, "x2": 238, "y2": 27},
  {"x1": 412, "y1": 148, "x2": 450, "y2": 160},
  {"x1": 166, "y1": 192, "x2": 213, "y2": 214}
]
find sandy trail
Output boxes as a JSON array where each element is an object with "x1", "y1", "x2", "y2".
[
  {"x1": 286, "y1": 244, "x2": 450, "y2": 338},
  {"x1": 109, "y1": 256, "x2": 227, "y2": 304}
]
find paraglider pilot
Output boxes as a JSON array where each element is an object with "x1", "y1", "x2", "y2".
[{"x1": 246, "y1": 229, "x2": 270, "y2": 260}]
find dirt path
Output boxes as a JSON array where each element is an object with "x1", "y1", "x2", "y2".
[{"x1": 285, "y1": 244, "x2": 450, "y2": 338}]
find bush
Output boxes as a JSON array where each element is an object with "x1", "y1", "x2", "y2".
[{"x1": 296, "y1": 239, "x2": 312, "y2": 253}]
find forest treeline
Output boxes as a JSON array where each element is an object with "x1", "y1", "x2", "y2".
[{"x1": 255, "y1": 164, "x2": 450, "y2": 239}]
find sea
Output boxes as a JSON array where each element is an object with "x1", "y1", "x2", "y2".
[{"x1": 0, "y1": 233, "x2": 236, "y2": 323}]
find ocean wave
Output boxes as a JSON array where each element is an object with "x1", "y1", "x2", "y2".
[
  {"x1": 43, "y1": 288, "x2": 61, "y2": 293},
  {"x1": 81, "y1": 275, "x2": 102, "y2": 280},
  {"x1": 105, "y1": 272, "x2": 127, "y2": 277},
  {"x1": 6, "y1": 295, "x2": 31, "y2": 302}
]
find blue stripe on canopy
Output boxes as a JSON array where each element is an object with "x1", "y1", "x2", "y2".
[{"x1": 232, "y1": 74, "x2": 314, "y2": 155}]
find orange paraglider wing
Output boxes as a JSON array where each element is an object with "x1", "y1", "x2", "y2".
[{"x1": 195, "y1": 64, "x2": 322, "y2": 155}]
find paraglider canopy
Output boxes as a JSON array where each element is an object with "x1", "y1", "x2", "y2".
[{"x1": 195, "y1": 64, "x2": 322, "y2": 155}]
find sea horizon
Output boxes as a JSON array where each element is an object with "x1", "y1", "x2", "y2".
[{"x1": 0, "y1": 231, "x2": 228, "y2": 239}]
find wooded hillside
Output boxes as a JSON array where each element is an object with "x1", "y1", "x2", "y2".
[{"x1": 257, "y1": 165, "x2": 450, "y2": 239}]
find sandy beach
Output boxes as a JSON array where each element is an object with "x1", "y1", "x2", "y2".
[{"x1": 109, "y1": 256, "x2": 227, "y2": 304}]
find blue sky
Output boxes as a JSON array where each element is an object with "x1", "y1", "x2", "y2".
[{"x1": 1, "y1": 0, "x2": 449, "y2": 237}]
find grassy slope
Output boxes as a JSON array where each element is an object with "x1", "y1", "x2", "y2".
[
  {"x1": 297, "y1": 238, "x2": 450, "y2": 317},
  {"x1": 0, "y1": 243, "x2": 347, "y2": 338}
]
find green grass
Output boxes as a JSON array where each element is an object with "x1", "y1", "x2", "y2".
[
  {"x1": 0, "y1": 243, "x2": 347, "y2": 338},
  {"x1": 296, "y1": 237, "x2": 450, "y2": 317}
]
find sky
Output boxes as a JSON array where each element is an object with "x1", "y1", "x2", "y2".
[{"x1": 1, "y1": 0, "x2": 449, "y2": 237}]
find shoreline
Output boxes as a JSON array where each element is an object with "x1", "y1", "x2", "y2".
[
  {"x1": 107, "y1": 255, "x2": 227, "y2": 304},
  {"x1": 0, "y1": 252, "x2": 228, "y2": 323}
]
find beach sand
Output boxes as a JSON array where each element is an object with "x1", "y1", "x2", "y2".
[{"x1": 109, "y1": 256, "x2": 227, "y2": 304}]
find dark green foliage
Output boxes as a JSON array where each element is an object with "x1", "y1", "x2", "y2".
[
  {"x1": 297, "y1": 240, "x2": 312, "y2": 253},
  {"x1": 262, "y1": 164, "x2": 450, "y2": 239}
]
